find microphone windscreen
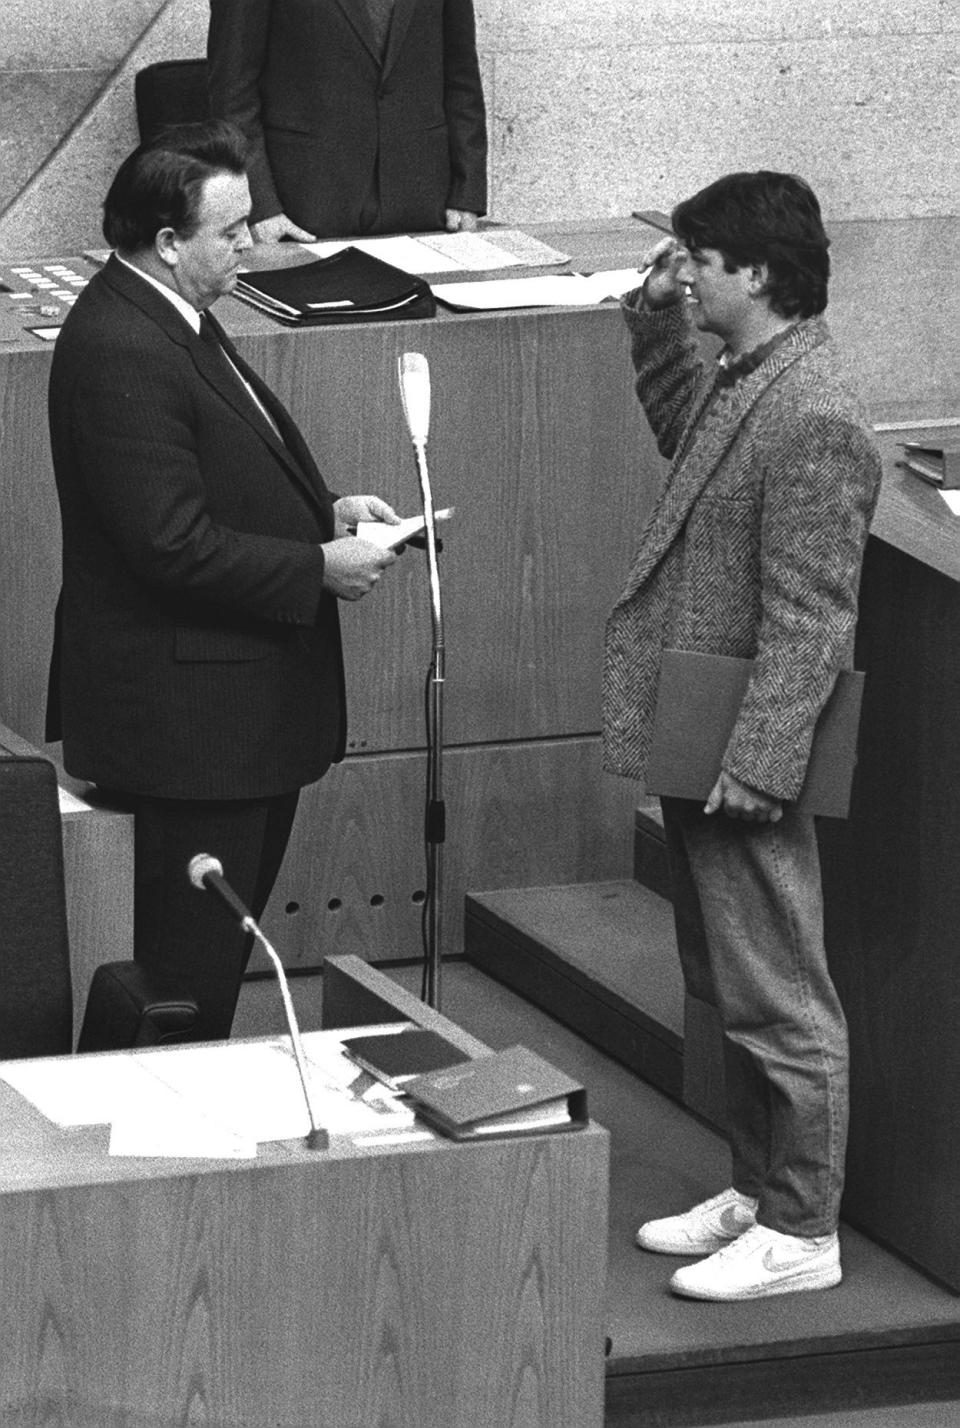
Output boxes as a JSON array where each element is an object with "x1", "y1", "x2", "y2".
[
  {"x1": 188, "y1": 852, "x2": 224, "y2": 889},
  {"x1": 398, "y1": 352, "x2": 430, "y2": 443}
]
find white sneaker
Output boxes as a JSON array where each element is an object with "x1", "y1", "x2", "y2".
[
  {"x1": 669, "y1": 1224, "x2": 842, "y2": 1301},
  {"x1": 636, "y1": 1187, "x2": 758, "y2": 1255}
]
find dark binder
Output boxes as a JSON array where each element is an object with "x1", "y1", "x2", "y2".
[
  {"x1": 645, "y1": 649, "x2": 864, "y2": 819},
  {"x1": 405, "y1": 1044, "x2": 588, "y2": 1141},
  {"x1": 234, "y1": 247, "x2": 436, "y2": 326},
  {"x1": 897, "y1": 442, "x2": 960, "y2": 490},
  {"x1": 341, "y1": 1028, "x2": 469, "y2": 1089}
]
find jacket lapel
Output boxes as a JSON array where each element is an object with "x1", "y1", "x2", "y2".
[
  {"x1": 614, "y1": 319, "x2": 830, "y2": 610},
  {"x1": 382, "y1": 0, "x2": 417, "y2": 80},
  {"x1": 100, "y1": 258, "x2": 327, "y2": 517},
  {"x1": 329, "y1": 0, "x2": 381, "y2": 64}
]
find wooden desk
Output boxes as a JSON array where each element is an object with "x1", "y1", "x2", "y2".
[
  {"x1": 818, "y1": 423, "x2": 960, "y2": 1291},
  {"x1": 0, "y1": 955, "x2": 608, "y2": 1427}
]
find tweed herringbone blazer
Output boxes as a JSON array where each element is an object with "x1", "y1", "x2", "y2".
[{"x1": 603, "y1": 301, "x2": 881, "y2": 801}]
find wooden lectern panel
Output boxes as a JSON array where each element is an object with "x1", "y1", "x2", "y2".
[
  {"x1": 255, "y1": 737, "x2": 639, "y2": 970},
  {"x1": 0, "y1": 957, "x2": 608, "y2": 1427}
]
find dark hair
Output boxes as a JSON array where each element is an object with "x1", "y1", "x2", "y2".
[
  {"x1": 102, "y1": 119, "x2": 248, "y2": 252},
  {"x1": 671, "y1": 171, "x2": 830, "y2": 318}
]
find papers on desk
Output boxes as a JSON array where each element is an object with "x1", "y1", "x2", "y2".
[
  {"x1": 301, "y1": 228, "x2": 569, "y2": 276},
  {"x1": 432, "y1": 268, "x2": 648, "y2": 311},
  {"x1": 0, "y1": 1026, "x2": 421, "y2": 1160}
]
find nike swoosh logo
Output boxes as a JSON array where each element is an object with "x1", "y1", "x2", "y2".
[{"x1": 762, "y1": 1245, "x2": 814, "y2": 1273}]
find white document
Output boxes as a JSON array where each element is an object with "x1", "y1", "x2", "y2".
[
  {"x1": 299, "y1": 230, "x2": 570, "y2": 276},
  {"x1": 433, "y1": 269, "x2": 648, "y2": 311},
  {"x1": 299, "y1": 235, "x2": 463, "y2": 274},
  {"x1": 0, "y1": 1027, "x2": 417, "y2": 1158},
  {"x1": 940, "y1": 489, "x2": 960, "y2": 514},
  {"x1": 355, "y1": 508, "x2": 453, "y2": 549},
  {"x1": 0, "y1": 1053, "x2": 145, "y2": 1127}
]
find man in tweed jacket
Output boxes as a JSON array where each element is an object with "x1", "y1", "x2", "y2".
[{"x1": 603, "y1": 172, "x2": 880, "y2": 1300}]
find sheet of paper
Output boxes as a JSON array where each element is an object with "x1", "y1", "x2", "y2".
[
  {"x1": 355, "y1": 507, "x2": 453, "y2": 548},
  {"x1": 939, "y1": 488, "x2": 960, "y2": 514},
  {"x1": 0, "y1": 1026, "x2": 417, "y2": 1157},
  {"x1": 0, "y1": 1053, "x2": 151, "y2": 1127},
  {"x1": 109, "y1": 1080, "x2": 256, "y2": 1159},
  {"x1": 433, "y1": 274, "x2": 604, "y2": 310},
  {"x1": 415, "y1": 232, "x2": 526, "y2": 270},
  {"x1": 475, "y1": 229, "x2": 570, "y2": 266},
  {"x1": 299, "y1": 235, "x2": 463, "y2": 274}
]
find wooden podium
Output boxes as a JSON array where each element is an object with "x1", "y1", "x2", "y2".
[{"x1": 0, "y1": 956, "x2": 608, "y2": 1428}]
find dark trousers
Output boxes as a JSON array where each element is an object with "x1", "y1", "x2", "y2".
[{"x1": 103, "y1": 789, "x2": 300, "y2": 1041}]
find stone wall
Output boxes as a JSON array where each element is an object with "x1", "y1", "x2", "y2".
[{"x1": 0, "y1": 0, "x2": 956, "y2": 255}]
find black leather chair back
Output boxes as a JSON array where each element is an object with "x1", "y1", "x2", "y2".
[{"x1": 134, "y1": 59, "x2": 210, "y2": 144}]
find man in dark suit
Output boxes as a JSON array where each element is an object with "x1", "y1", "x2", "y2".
[
  {"x1": 207, "y1": 0, "x2": 488, "y2": 242},
  {"x1": 47, "y1": 120, "x2": 400, "y2": 1039}
]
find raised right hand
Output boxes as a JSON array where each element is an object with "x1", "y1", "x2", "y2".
[
  {"x1": 321, "y1": 536, "x2": 397, "y2": 601},
  {"x1": 641, "y1": 235, "x2": 685, "y2": 310},
  {"x1": 251, "y1": 213, "x2": 318, "y2": 244}
]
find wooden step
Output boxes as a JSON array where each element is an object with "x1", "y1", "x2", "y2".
[{"x1": 464, "y1": 880, "x2": 684, "y2": 1102}]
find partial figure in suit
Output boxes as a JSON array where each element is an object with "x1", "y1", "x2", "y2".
[
  {"x1": 47, "y1": 121, "x2": 401, "y2": 1040},
  {"x1": 206, "y1": 0, "x2": 488, "y2": 242},
  {"x1": 603, "y1": 172, "x2": 881, "y2": 1301}
]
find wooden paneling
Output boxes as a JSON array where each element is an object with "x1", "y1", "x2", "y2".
[
  {"x1": 0, "y1": 350, "x2": 63, "y2": 741},
  {"x1": 256, "y1": 738, "x2": 639, "y2": 970},
  {"x1": 823, "y1": 533, "x2": 960, "y2": 1290},
  {"x1": 0, "y1": 959, "x2": 608, "y2": 1428},
  {"x1": 227, "y1": 304, "x2": 659, "y2": 753}
]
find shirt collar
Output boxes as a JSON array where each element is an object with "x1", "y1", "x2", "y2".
[
  {"x1": 115, "y1": 253, "x2": 202, "y2": 334},
  {"x1": 716, "y1": 323, "x2": 799, "y2": 388}
]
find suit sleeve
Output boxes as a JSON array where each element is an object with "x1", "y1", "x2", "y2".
[
  {"x1": 442, "y1": 0, "x2": 488, "y2": 214},
  {"x1": 723, "y1": 408, "x2": 881, "y2": 798},
  {"x1": 208, "y1": 0, "x2": 283, "y2": 223},
  {"x1": 61, "y1": 333, "x2": 328, "y2": 627}
]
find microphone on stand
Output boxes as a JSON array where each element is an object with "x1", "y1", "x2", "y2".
[
  {"x1": 187, "y1": 853, "x2": 329, "y2": 1150},
  {"x1": 398, "y1": 350, "x2": 431, "y2": 450},
  {"x1": 397, "y1": 353, "x2": 445, "y2": 1010}
]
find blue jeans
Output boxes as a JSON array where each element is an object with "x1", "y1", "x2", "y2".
[{"x1": 661, "y1": 797, "x2": 848, "y2": 1237}]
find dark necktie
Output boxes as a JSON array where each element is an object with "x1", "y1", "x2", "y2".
[{"x1": 199, "y1": 311, "x2": 280, "y2": 437}]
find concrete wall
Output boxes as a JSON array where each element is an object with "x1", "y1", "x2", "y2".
[{"x1": 0, "y1": 0, "x2": 956, "y2": 255}]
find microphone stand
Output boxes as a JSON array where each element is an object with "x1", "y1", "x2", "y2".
[
  {"x1": 410, "y1": 432, "x2": 445, "y2": 1012},
  {"x1": 188, "y1": 853, "x2": 328, "y2": 1148},
  {"x1": 246, "y1": 919, "x2": 330, "y2": 1149}
]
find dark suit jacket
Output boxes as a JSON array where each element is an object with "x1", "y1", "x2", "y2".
[
  {"x1": 47, "y1": 255, "x2": 346, "y2": 800},
  {"x1": 207, "y1": 0, "x2": 488, "y2": 237}
]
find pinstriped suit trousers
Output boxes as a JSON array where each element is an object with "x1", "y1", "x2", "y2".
[{"x1": 661, "y1": 796, "x2": 848, "y2": 1238}]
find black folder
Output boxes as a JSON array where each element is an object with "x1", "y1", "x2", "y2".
[
  {"x1": 341, "y1": 1028, "x2": 469, "y2": 1089},
  {"x1": 405, "y1": 1044, "x2": 588, "y2": 1140},
  {"x1": 234, "y1": 247, "x2": 436, "y2": 326},
  {"x1": 645, "y1": 649, "x2": 864, "y2": 819}
]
